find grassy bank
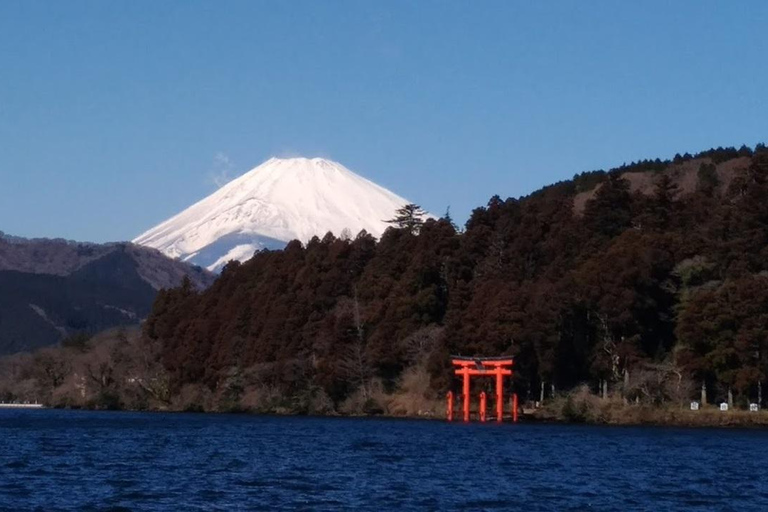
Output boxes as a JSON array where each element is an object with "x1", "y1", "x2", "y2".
[{"x1": 531, "y1": 385, "x2": 768, "y2": 428}]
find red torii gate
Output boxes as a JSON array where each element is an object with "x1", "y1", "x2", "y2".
[{"x1": 447, "y1": 356, "x2": 517, "y2": 423}]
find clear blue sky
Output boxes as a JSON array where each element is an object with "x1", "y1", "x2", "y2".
[{"x1": 1, "y1": 1, "x2": 766, "y2": 242}]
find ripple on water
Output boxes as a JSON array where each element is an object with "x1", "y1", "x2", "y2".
[
  {"x1": 5, "y1": 459, "x2": 28, "y2": 469},
  {"x1": 349, "y1": 437, "x2": 385, "y2": 451}
]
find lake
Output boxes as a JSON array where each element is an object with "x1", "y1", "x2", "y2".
[{"x1": 1, "y1": 410, "x2": 767, "y2": 511}]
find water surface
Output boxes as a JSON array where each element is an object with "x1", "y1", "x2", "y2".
[{"x1": 1, "y1": 410, "x2": 767, "y2": 511}]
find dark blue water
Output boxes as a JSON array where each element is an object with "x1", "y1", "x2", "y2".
[{"x1": 1, "y1": 410, "x2": 767, "y2": 511}]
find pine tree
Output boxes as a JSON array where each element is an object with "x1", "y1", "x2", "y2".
[
  {"x1": 696, "y1": 163, "x2": 719, "y2": 196},
  {"x1": 385, "y1": 203, "x2": 427, "y2": 234},
  {"x1": 583, "y1": 173, "x2": 632, "y2": 238},
  {"x1": 442, "y1": 206, "x2": 459, "y2": 231},
  {"x1": 646, "y1": 173, "x2": 679, "y2": 230}
]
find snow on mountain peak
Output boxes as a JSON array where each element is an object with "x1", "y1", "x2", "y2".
[{"x1": 133, "y1": 157, "x2": 420, "y2": 272}]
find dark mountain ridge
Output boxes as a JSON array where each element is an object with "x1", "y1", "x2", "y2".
[{"x1": 0, "y1": 236, "x2": 215, "y2": 354}]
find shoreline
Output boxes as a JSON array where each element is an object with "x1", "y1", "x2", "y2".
[{"x1": 7, "y1": 402, "x2": 768, "y2": 429}]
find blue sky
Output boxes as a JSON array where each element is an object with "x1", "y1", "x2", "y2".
[{"x1": 1, "y1": 1, "x2": 766, "y2": 242}]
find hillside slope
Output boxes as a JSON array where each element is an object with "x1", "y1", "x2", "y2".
[{"x1": 0, "y1": 237, "x2": 215, "y2": 354}]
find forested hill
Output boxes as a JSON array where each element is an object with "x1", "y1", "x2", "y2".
[{"x1": 146, "y1": 144, "x2": 768, "y2": 407}]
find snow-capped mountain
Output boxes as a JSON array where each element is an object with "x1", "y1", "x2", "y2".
[{"x1": 134, "y1": 157, "x2": 417, "y2": 271}]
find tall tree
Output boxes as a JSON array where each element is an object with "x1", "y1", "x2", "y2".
[
  {"x1": 583, "y1": 173, "x2": 632, "y2": 239},
  {"x1": 385, "y1": 204, "x2": 427, "y2": 234}
]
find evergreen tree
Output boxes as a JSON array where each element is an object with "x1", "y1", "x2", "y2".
[
  {"x1": 696, "y1": 163, "x2": 719, "y2": 196},
  {"x1": 643, "y1": 173, "x2": 679, "y2": 230},
  {"x1": 441, "y1": 206, "x2": 459, "y2": 231},
  {"x1": 583, "y1": 173, "x2": 632, "y2": 238},
  {"x1": 385, "y1": 204, "x2": 427, "y2": 234}
]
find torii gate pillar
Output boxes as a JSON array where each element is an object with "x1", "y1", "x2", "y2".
[
  {"x1": 496, "y1": 369, "x2": 504, "y2": 422},
  {"x1": 451, "y1": 356, "x2": 514, "y2": 422}
]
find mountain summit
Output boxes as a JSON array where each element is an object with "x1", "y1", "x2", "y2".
[{"x1": 134, "y1": 157, "x2": 415, "y2": 271}]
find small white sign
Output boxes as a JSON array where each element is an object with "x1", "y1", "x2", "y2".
[
  {"x1": 690, "y1": 401, "x2": 700, "y2": 411},
  {"x1": 720, "y1": 402, "x2": 729, "y2": 411},
  {"x1": 750, "y1": 403, "x2": 759, "y2": 412}
]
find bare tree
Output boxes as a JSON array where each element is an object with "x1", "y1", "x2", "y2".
[
  {"x1": 336, "y1": 288, "x2": 373, "y2": 399},
  {"x1": 32, "y1": 348, "x2": 71, "y2": 391},
  {"x1": 398, "y1": 325, "x2": 444, "y2": 366}
]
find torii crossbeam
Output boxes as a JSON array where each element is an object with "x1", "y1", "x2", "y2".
[{"x1": 450, "y1": 356, "x2": 514, "y2": 422}]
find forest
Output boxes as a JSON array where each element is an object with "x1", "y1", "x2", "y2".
[{"x1": 3, "y1": 144, "x2": 768, "y2": 418}]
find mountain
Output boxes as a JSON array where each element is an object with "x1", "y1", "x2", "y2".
[
  {"x1": 134, "y1": 157, "x2": 418, "y2": 271},
  {"x1": 0, "y1": 235, "x2": 214, "y2": 354}
]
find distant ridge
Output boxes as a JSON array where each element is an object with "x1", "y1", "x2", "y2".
[{"x1": 0, "y1": 236, "x2": 215, "y2": 354}]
